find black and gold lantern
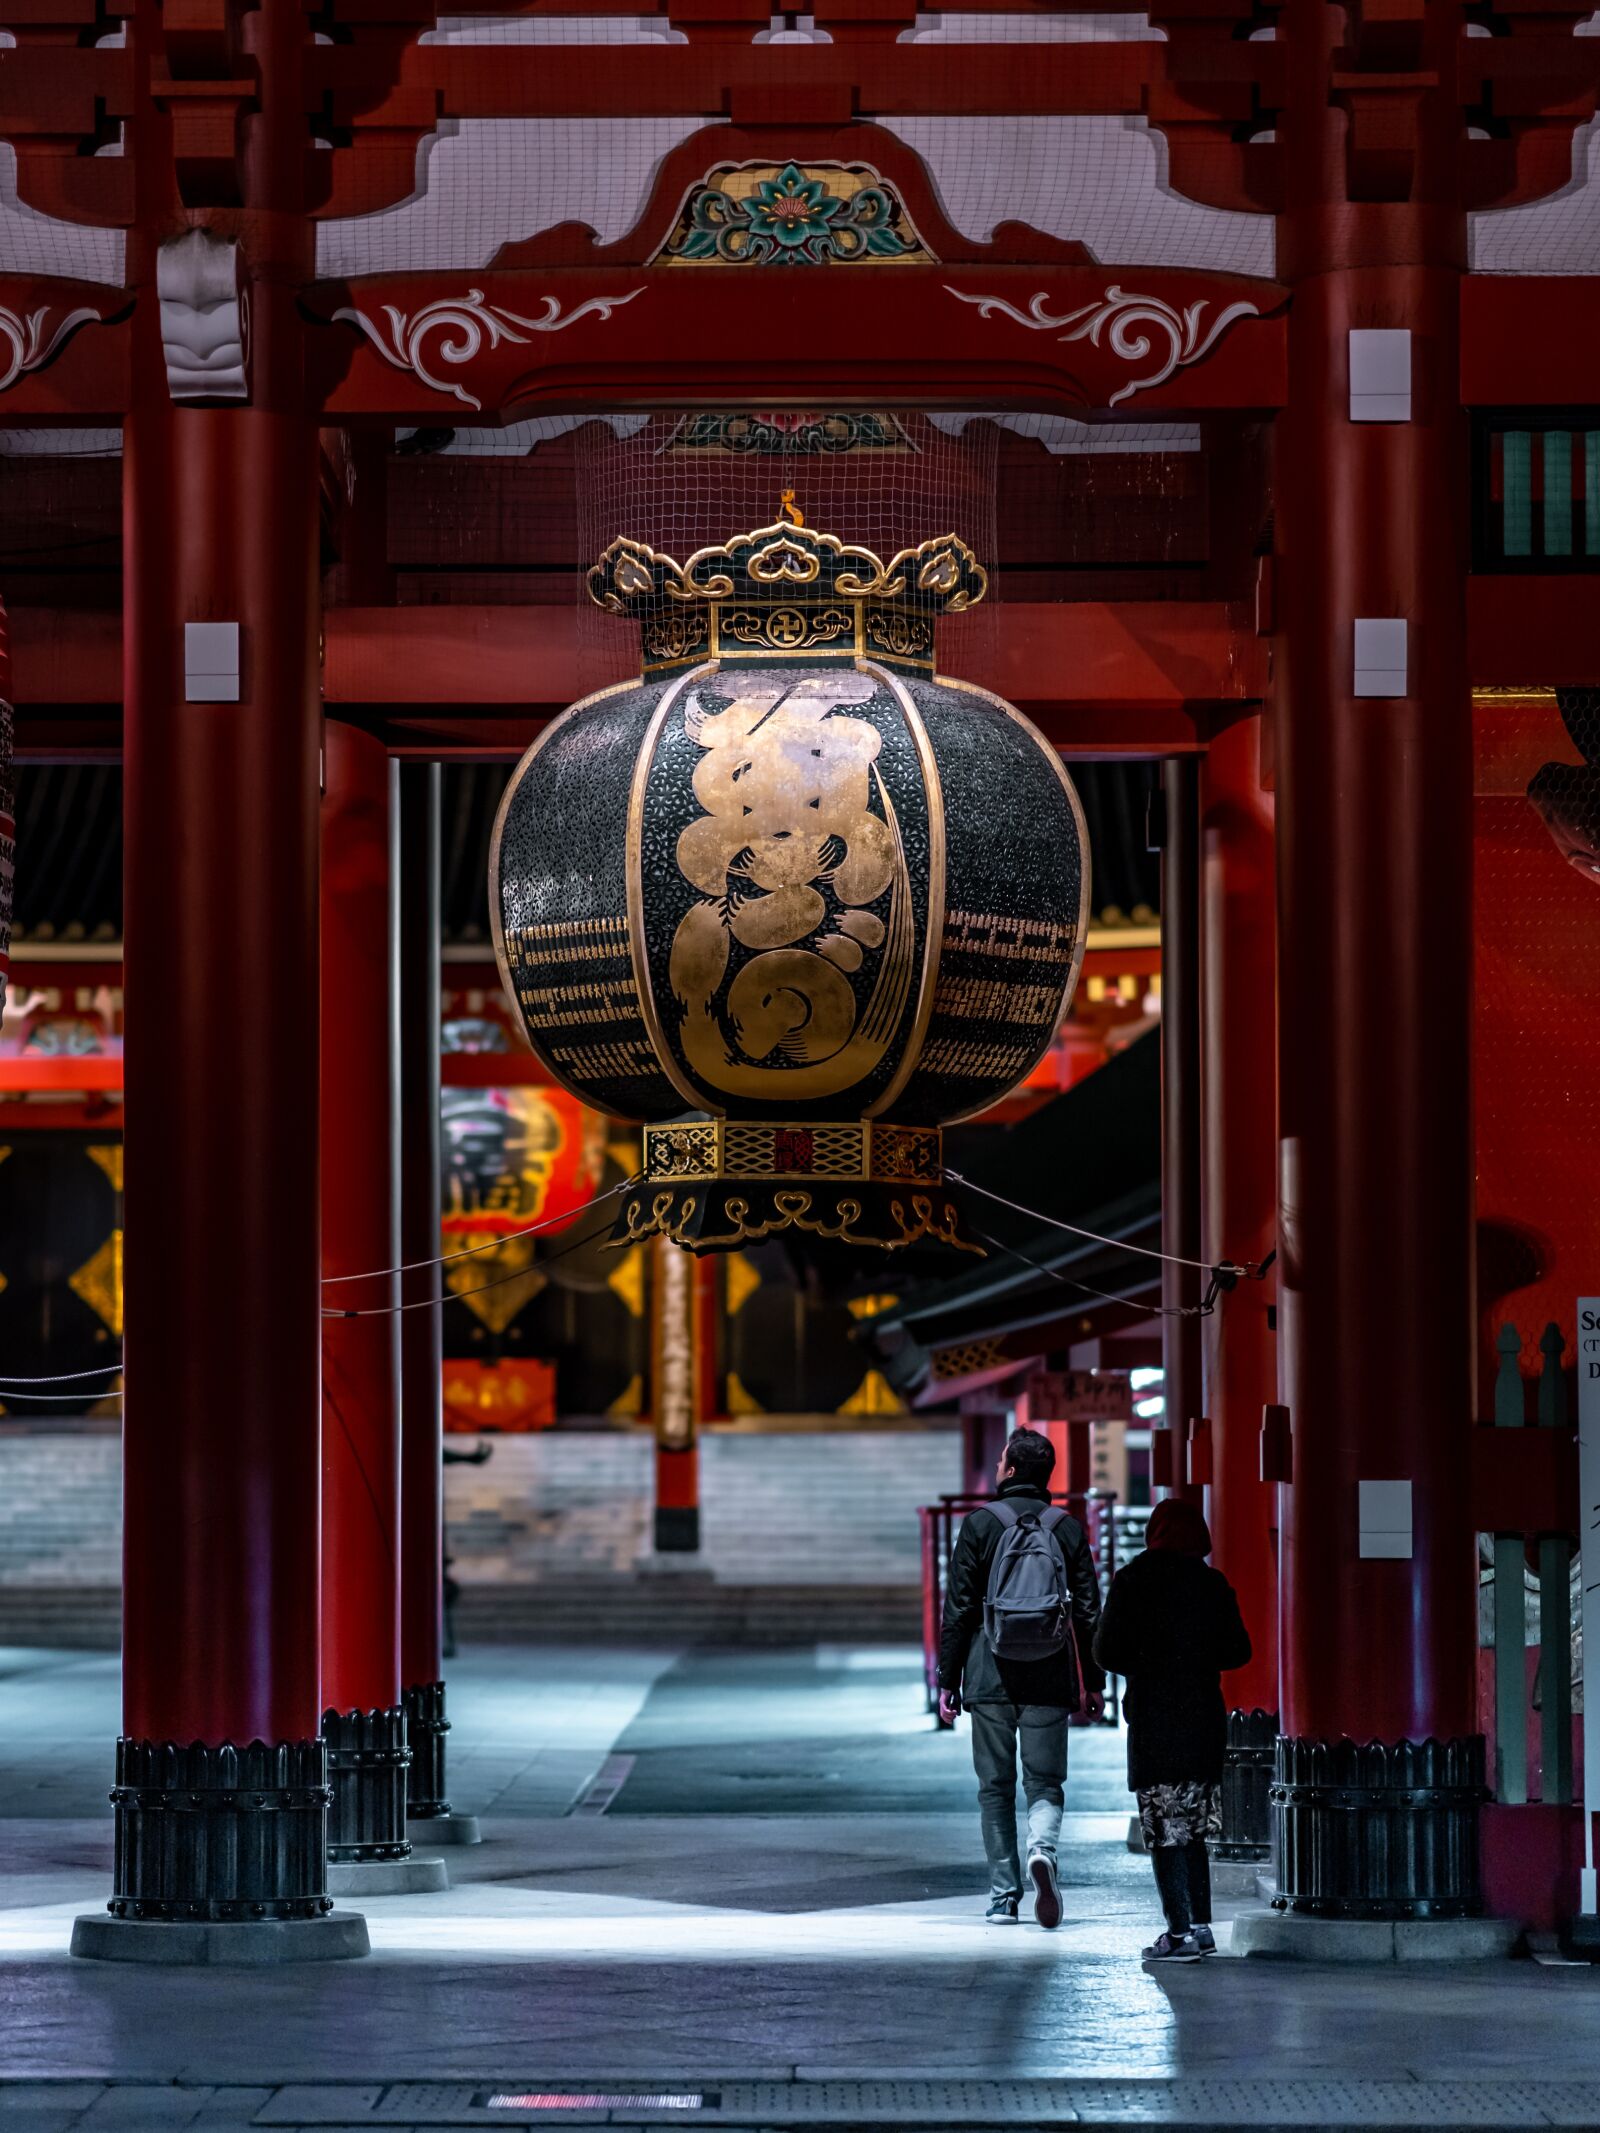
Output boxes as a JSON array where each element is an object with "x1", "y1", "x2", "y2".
[{"x1": 490, "y1": 518, "x2": 1090, "y2": 1254}]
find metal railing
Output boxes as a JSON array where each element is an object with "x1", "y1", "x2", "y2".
[{"x1": 1483, "y1": 1321, "x2": 1577, "y2": 1806}]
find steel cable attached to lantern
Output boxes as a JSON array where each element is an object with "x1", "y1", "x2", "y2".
[
  {"x1": 966, "y1": 1219, "x2": 1212, "y2": 1321},
  {"x1": 948, "y1": 1169, "x2": 1273, "y2": 1286},
  {"x1": 321, "y1": 1189, "x2": 635, "y2": 1319},
  {"x1": 0, "y1": 1182, "x2": 640, "y2": 1386},
  {"x1": 320, "y1": 1173, "x2": 638, "y2": 1289}
]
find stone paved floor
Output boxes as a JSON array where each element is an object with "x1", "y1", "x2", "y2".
[{"x1": 2, "y1": 1642, "x2": 1599, "y2": 2130}]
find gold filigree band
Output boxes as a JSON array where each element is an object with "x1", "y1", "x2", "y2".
[
  {"x1": 610, "y1": 1181, "x2": 985, "y2": 1257},
  {"x1": 644, "y1": 1118, "x2": 942, "y2": 1185}
]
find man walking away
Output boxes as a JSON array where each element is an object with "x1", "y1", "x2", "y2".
[{"x1": 937, "y1": 1428, "x2": 1106, "y2": 1927}]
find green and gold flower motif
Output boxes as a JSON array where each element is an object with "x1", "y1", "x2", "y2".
[
  {"x1": 665, "y1": 161, "x2": 929, "y2": 267},
  {"x1": 745, "y1": 166, "x2": 844, "y2": 255}
]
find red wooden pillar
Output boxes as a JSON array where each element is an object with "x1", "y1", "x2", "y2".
[
  {"x1": 1159, "y1": 756, "x2": 1204, "y2": 1501},
  {"x1": 320, "y1": 721, "x2": 411, "y2": 1868},
  {"x1": 1200, "y1": 713, "x2": 1279, "y2": 1711},
  {"x1": 1270, "y1": 0, "x2": 1482, "y2": 1918},
  {"x1": 1200, "y1": 714, "x2": 1281, "y2": 1864},
  {"x1": 100, "y1": 0, "x2": 354, "y2": 1933},
  {"x1": 651, "y1": 1239, "x2": 712, "y2": 1551},
  {"x1": 397, "y1": 762, "x2": 473, "y2": 1838},
  {"x1": 117, "y1": 390, "x2": 328, "y2": 1914}
]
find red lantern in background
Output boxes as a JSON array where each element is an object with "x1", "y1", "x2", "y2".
[
  {"x1": 439, "y1": 1083, "x2": 608, "y2": 1433},
  {"x1": 441, "y1": 1083, "x2": 606, "y2": 1239}
]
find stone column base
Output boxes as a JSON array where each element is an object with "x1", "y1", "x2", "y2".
[
  {"x1": 327, "y1": 1856, "x2": 448, "y2": 1897},
  {"x1": 1211, "y1": 1857, "x2": 1269, "y2": 1897},
  {"x1": 71, "y1": 1912, "x2": 369, "y2": 1966},
  {"x1": 1233, "y1": 1911, "x2": 1517, "y2": 1962},
  {"x1": 409, "y1": 1812, "x2": 482, "y2": 1846}
]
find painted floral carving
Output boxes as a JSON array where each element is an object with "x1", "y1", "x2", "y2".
[
  {"x1": 659, "y1": 163, "x2": 932, "y2": 267},
  {"x1": 0, "y1": 303, "x2": 103, "y2": 395},
  {"x1": 662, "y1": 410, "x2": 915, "y2": 456},
  {"x1": 333, "y1": 287, "x2": 643, "y2": 410},
  {"x1": 946, "y1": 284, "x2": 1260, "y2": 405}
]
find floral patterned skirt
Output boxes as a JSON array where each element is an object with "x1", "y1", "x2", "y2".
[{"x1": 1137, "y1": 1779, "x2": 1222, "y2": 1850}]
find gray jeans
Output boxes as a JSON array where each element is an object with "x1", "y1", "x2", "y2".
[{"x1": 969, "y1": 1700, "x2": 1068, "y2": 1900}]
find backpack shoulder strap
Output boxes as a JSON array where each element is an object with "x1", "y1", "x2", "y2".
[
  {"x1": 1038, "y1": 1506, "x2": 1071, "y2": 1534},
  {"x1": 986, "y1": 1500, "x2": 1022, "y2": 1529}
]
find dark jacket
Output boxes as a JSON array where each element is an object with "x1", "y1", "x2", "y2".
[
  {"x1": 937, "y1": 1481, "x2": 1107, "y2": 1710},
  {"x1": 1091, "y1": 1548, "x2": 1251, "y2": 1791}
]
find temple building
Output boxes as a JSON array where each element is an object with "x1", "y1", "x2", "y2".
[{"x1": 2, "y1": 1, "x2": 1600, "y2": 2125}]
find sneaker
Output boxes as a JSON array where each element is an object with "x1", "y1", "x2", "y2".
[
  {"x1": 1193, "y1": 1925, "x2": 1217, "y2": 1955},
  {"x1": 985, "y1": 1893, "x2": 1020, "y2": 1924},
  {"x1": 1028, "y1": 1849, "x2": 1062, "y2": 1930},
  {"x1": 1142, "y1": 1930, "x2": 1202, "y2": 1964}
]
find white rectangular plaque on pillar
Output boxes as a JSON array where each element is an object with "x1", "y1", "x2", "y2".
[
  {"x1": 1349, "y1": 328, "x2": 1412, "y2": 422},
  {"x1": 1357, "y1": 1477, "x2": 1413, "y2": 1559},
  {"x1": 1354, "y1": 617, "x2": 1408, "y2": 700},
  {"x1": 185, "y1": 622, "x2": 240, "y2": 703},
  {"x1": 1578, "y1": 1298, "x2": 1600, "y2": 1915}
]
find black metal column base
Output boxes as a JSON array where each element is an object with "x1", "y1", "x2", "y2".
[
  {"x1": 1272, "y1": 1734, "x2": 1488, "y2": 1920},
  {"x1": 107, "y1": 1737, "x2": 334, "y2": 1923},
  {"x1": 322, "y1": 1705, "x2": 412, "y2": 1865},
  {"x1": 402, "y1": 1679, "x2": 451, "y2": 1820},
  {"x1": 654, "y1": 1505, "x2": 700, "y2": 1553},
  {"x1": 1215, "y1": 1707, "x2": 1278, "y2": 1863}
]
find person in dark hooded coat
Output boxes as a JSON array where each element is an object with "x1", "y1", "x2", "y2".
[{"x1": 1092, "y1": 1497, "x2": 1251, "y2": 1963}]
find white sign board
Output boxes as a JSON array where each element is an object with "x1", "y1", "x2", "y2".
[{"x1": 1579, "y1": 1299, "x2": 1600, "y2": 1913}]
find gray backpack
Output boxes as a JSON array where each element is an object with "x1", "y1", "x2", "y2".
[{"x1": 982, "y1": 1501, "x2": 1072, "y2": 1661}]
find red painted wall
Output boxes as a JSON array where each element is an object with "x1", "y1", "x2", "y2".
[{"x1": 1475, "y1": 789, "x2": 1600, "y2": 1395}]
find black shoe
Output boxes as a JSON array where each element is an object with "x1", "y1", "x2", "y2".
[
  {"x1": 985, "y1": 1893, "x2": 1020, "y2": 1924},
  {"x1": 1193, "y1": 1924, "x2": 1217, "y2": 1955},
  {"x1": 1028, "y1": 1849, "x2": 1062, "y2": 1930},
  {"x1": 1142, "y1": 1930, "x2": 1202, "y2": 1964}
]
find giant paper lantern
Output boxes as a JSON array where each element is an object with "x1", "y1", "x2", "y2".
[{"x1": 491, "y1": 518, "x2": 1090, "y2": 1254}]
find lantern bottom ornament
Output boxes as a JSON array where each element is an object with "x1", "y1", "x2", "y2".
[
  {"x1": 491, "y1": 516, "x2": 1091, "y2": 1258},
  {"x1": 617, "y1": 1118, "x2": 981, "y2": 1256}
]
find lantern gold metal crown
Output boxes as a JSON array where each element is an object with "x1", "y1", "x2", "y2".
[{"x1": 491, "y1": 518, "x2": 1090, "y2": 1255}]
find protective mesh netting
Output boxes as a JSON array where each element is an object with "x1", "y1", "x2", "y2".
[
  {"x1": 1476, "y1": 686, "x2": 1600, "y2": 1380},
  {"x1": 571, "y1": 407, "x2": 1001, "y2": 696},
  {"x1": 3, "y1": 12, "x2": 1600, "y2": 283},
  {"x1": 313, "y1": 110, "x2": 1276, "y2": 280},
  {"x1": 0, "y1": 146, "x2": 125, "y2": 283}
]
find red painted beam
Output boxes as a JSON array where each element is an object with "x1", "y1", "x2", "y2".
[
  {"x1": 319, "y1": 600, "x2": 1257, "y2": 754},
  {"x1": 315, "y1": 40, "x2": 1206, "y2": 125},
  {"x1": 1466, "y1": 577, "x2": 1600, "y2": 687},
  {"x1": 310, "y1": 265, "x2": 1287, "y2": 420},
  {"x1": 17, "y1": 582, "x2": 1591, "y2": 758},
  {"x1": 0, "y1": 1056, "x2": 122, "y2": 1091},
  {"x1": 1461, "y1": 278, "x2": 1600, "y2": 406}
]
